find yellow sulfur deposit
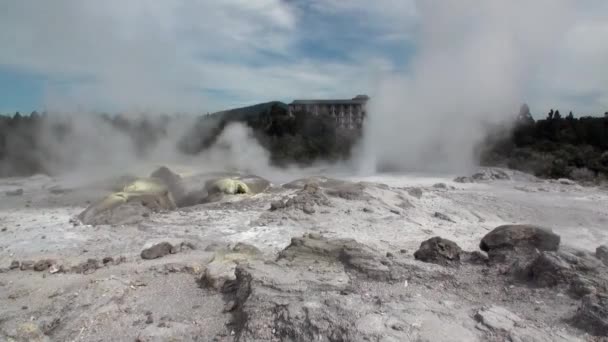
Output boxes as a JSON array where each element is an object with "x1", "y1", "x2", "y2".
[{"x1": 209, "y1": 178, "x2": 250, "y2": 195}]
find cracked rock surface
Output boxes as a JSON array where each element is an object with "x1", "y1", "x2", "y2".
[{"x1": 1, "y1": 168, "x2": 608, "y2": 340}]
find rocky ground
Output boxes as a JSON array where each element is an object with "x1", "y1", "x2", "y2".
[{"x1": 0, "y1": 167, "x2": 607, "y2": 341}]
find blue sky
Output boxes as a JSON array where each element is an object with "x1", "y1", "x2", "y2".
[{"x1": 0, "y1": 0, "x2": 606, "y2": 115}]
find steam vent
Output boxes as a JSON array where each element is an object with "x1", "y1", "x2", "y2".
[{"x1": 288, "y1": 94, "x2": 369, "y2": 130}]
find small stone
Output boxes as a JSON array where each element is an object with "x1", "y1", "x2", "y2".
[
  {"x1": 386, "y1": 252, "x2": 394, "y2": 258},
  {"x1": 362, "y1": 207, "x2": 374, "y2": 213},
  {"x1": 21, "y1": 305, "x2": 28, "y2": 310},
  {"x1": 20, "y1": 260, "x2": 35, "y2": 271},
  {"x1": 399, "y1": 249, "x2": 407, "y2": 254},
  {"x1": 102, "y1": 256, "x2": 114, "y2": 264},
  {"x1": 49, "y1": 264, "x2": 60, "y2": 274},
  {"x1": 433, "y1": 212, "x2": 455, "y2": 223},
  {"x1": 71, "y1": 258, "x2": 99, "y2": 274},
  {"x1": 1, "y1": 227, "x2": 7, "y2": 232},
  {"x1": 9, "y1": 260, "x2": 20, "y2": 269},
  {"x1": 269, "y1": 200, "x2": 285, "y2": 211},
  {"x1": 302, "y1": 203, "x2": 315, "y2": 214},
  {"x1": 145, "y1": 313, "x2": 154, "y2": 324},
  {"x1": 223, "y1": 300, "x2": 237, "y2": 312},
  {"x1": 41, "y1": 235, "x2": 46, "y2": 239},
  {"x1": 141, "y1": 239, "x2": 193, "y2": 260},
  {"x1": 34, "y1": 259, "x2": 55, "y2": 272}
]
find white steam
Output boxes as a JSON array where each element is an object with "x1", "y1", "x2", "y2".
[{"x1": 359, "y1": 0, "x2": 577, "y2": 174}]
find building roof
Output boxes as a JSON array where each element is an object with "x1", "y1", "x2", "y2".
[{"x1": 290, "y1": 95, "x2": 369, "y2": 105}]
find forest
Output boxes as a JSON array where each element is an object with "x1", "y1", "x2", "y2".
[{"x1": 1, "y1": 104, "x2": 608, "y2": 181}]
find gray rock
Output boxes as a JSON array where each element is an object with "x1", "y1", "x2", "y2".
[
  {"x1": 455, "y1": 169, "x2": 510, "y2": 183},
  {"x1": 20, "y1": 260, "x2": 35, "y2": 271},
  {"x1": 557, "y1": 178, "x2": 576, "y2": 185},
  {"x1": 5, "y1": 188, "x2": 24, "y2": 196},
  {"x1": 269, "y1": 200, "x2": 285, "y2": 211},
  {"x1": 433, "y1": 212, "x2": 455, "y2": 223},
  {"x1": 407, "y1": 187, "x2": 423, "y2": 199},
  {"x1": 475, "y1": 306, "x2": 557, "y2": 342},
  {"x1": 302, "y1": 203, "x2": 315, "y2": 214},
  {"x1": 33, "y1": 259, "x2": 55, "y2": 272},
  {"x1": 462, "y1": 251, "x2": 489, "y2": 265},
  {"x1": 433, "y1": 183, "x2": 448, "y2": 189},
  {"x1": 473, "y1": 168, "x2": 510, "y2": 181},
  {"x1": 571, "y1": 293, "x2": 608, "y2": 336},
  {"x1": 141, "y1": 239, "x2": 194, "y2": 260},
  {"x1": 527, "y1": 251, "x2": 572, "y2": 287},
  {"x1": 283, "y1": 182, "x2": 330, "y2": 214},
  {"x1": 9, "y1": 260, "x2": 20, "y2": 269},
  {"x1": 480, "y1": 225, "x2": 560, "y2": 258},
  {"x1": 279, "y1": 234, "x2": 392, "y2": 281},
  {"x1": 324, "y1": 182, "x2": 371, "y2": 201},
  {"x1": 70, "y1": 258, "x2": 99, "y2": 274},
  {"x1": 518, "y1": 250, "x2": 608, "y2": 297},
  {"x1": 569, "y1": 276, "x2": 597, "y2": 298},
  {"x1": 141, "y1": 242, "x2": 173, "y2": 260},
  {"x1": 475, "y1": 305, "x2": 522, "y2": 332},
  {"x1": 414, "y1": 236, "x2": 462, "y2": 266},
  {"x1": 201, "y1": 244, "x2": 262, "y2": 291},
  {"x1": 453, "y1": 176, "x2": 471, "y2": 183},
  {"x1": 597, "y1": 245, "x2": 608, "y2": 266}
]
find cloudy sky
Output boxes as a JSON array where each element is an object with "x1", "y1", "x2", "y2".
[{"x1": 0, "y1": 0, "x2": 606, "y2": 115}]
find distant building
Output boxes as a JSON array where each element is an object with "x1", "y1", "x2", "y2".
[{"x1": 288, "y1": 95, "x2": 369, "y2": 130}]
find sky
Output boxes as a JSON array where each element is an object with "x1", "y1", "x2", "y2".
[{"x1": 0, "y1": 0, "x2": 606, "y2": 116}]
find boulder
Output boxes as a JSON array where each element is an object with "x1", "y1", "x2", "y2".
[
  {"x1": 414, "y1": 237, "x2": 462, "y2": 266},
  {"x1": 480, "y1": 225, "x2": 560, "y2": 255},
  {"x1": 571, "y1": 293, "x2": 608, "y2": 336}
]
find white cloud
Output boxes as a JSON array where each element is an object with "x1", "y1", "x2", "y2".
[{"x1": 0, "y1": 0, "x2": 606, "y2": 115}]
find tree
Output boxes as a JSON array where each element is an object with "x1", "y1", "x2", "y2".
[
  {"x1": 547, "y1": 109, "x2": 554, "y2": 120},
  {"x1": 554, "y1": 110, "x2": 562, "y2": 120},
  {"x1": 517, "y1": 103, "x2": 534, "y2": 124},
  {"x1": 567, "y1": 111, "x2": 574, "y2": 120}
]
